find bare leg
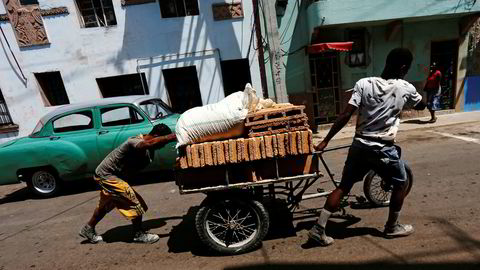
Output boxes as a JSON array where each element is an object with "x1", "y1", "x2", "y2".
[
  {"x1": 308, "y1": 187, "x2": 347, "y2": 246},
  {"x1": 428, "y1": 108, "x2": 436, "y2": 122},
  {"x1": 87, "y1": 206, "x2": 107, "y2": 228},
  {"x1": 324, "y1": 188, "x2": 346, "y2": 212},
  {"x1": 384, "y1": 182, "x2": 414, "y2": 237},
  {"x1": 386, "y1": 184, "x2": 406, "y2": 227},
  {"x1": 132, "y1": 216, "x2": 143, "y2": 233}
]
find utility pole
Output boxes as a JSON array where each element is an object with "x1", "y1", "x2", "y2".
[
  {"x1": 261, "y1": 0, "x2": 289, "y2": 103},
  {"x1": 253, "y1": 0, "x2": 269, "y2": 99}
]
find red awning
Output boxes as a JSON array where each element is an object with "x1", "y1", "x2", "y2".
[{"x1": 307, "y1": 42, "x2": 353, "y2": 54}]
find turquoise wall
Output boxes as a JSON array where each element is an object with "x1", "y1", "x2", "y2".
[
  {"x1": 307, "y1": 0, "x2": 480, "y2": 33},
  {"x1": 336, "y1": 18, "x2": 461, "y2": 90},
  {"x1": 260, "y1": 0, "x2": 310, "y2": 97}
]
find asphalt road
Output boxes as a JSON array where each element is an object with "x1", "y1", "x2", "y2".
[{"x1": 0, "y1": 122, "x2": 479, "y2": 270}]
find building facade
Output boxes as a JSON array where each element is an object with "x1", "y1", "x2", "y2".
[
  {"x1": 264, "y1": 0, "x2": 480, "y2": 128},
  {"x1": 0, "y1": 0, "x2": 263, "y2": 143}
]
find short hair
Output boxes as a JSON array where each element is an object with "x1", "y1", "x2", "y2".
[
  {"x1": 149, "y1": 123, "x2": 172, "y2": 136},
  {"x1": 385, "y1": 48, "x2": 413, "y2": 69}
]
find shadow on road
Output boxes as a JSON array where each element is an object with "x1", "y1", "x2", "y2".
[
  {"x1": 99, "y1": 216, "x2": 182, "y2": 243},
  {"x1": 224, "y1": 263, "x2": 480, "y2": 270},
  {"x1": 402, "y1": 119, "x2": 432, "y2": 125},
  {"x1": 0, "y1": 170, "x2": 175, "y2": 205},
  {"x1": 166, "y1": 206, "x2": 218, "y2": 256}
]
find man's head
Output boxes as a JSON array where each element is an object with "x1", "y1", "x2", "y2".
[
  {"x1": 430, "y1": 62, "x2": 438, "y2": 74},
  {"x1": 149, "y1": 123, "x2": 172, "y2": 137},
  {"x1": 383, "y1": 48, "x2": 413, "y2": 79}
]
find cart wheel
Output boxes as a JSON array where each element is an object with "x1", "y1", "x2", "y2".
[
  {"x1": 195, "y1": 197, "x2": 269, "y2": 255},
  {"x1": 363, "y1": 164, "x2": 414, "y2": 207}
]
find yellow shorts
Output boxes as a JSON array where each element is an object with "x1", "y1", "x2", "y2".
[{"x1": 94, "y1": 176, "x2": 148, "y2": 220}]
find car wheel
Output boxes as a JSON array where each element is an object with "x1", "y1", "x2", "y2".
[{"x1": 27, "y1": 170, "x2": 61, "y2": 197}]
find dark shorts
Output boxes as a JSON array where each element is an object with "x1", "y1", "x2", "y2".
[
  {"x1": 339, "y1": 140, "x2": 407, "y2": 192},
  {"x1": 427, "y1": 91, "x2": 441, "y2": 111}
]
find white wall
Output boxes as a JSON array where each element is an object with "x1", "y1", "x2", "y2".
[{"x1": 0, "y1": 0, "x2": 262, "y2": 142}]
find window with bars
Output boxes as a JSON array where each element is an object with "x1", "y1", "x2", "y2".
[
  {"x1": 0, "y1": 89, "x2": 14, "y2": 126},
  {"x1": 75, "y1": 0, "x2": 117, "y2": 28},
  {"x1": 159, "y1": 0, "x2": 199, "y2": 18}
]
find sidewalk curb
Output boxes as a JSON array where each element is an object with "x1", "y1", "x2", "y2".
[{"x1": 313, "y1": 111, "x2": 480, "y2": 141}]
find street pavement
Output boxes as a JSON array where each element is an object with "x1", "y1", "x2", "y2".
[{"x1": 0, "y1": 113, "x2": 479, "y2": 270}]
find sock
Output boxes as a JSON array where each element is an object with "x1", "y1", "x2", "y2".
[
  {"x1": 386, "y1": 211, "x2": 400, "y2": 227},
  {"x1": 316, "y1": 209, "x2": 332, "y2": 229}
]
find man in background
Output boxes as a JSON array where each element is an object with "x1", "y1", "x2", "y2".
[{"x1": 424, "y1": 63, "x2": 443, "y2": 123}]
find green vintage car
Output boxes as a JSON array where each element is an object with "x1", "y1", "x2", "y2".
[{"x1": 0, "y1": 95, "x2": 179, "y2": 197}]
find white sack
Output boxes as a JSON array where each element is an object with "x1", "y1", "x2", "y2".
[{"x1": 175, "y1": 84, "x2": 258, "y2": 147}]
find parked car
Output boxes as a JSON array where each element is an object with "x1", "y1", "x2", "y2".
[{"x1": 0, "y1": 95, "x2": 180, "y2": 197}]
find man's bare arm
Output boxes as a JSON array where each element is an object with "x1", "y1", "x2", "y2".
[
  {"x1": 316, "y1": 104, "x2": 357, "y2": 151},
  {"x1": 136, "y1": 134, "x2": 177, "y2": 149}
]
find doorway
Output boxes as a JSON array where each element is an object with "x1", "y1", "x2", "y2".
[
  {"x1": 430, "y1": 40, "x2": 458, "y2": 110},
  {"x1": 162, "y1": 66, "x2": 203, "y2": 113},
  {"x1": 220, "y1": 58, "x2": 252, "y2": 96},
  {"x1": 309, "y1": 52, "x2": 341, "y2": 125}
]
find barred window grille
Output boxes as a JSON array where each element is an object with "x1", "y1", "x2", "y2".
[
  {"x1": 0, "y1": 90, "x2": 14, "y2": 126},
  {"x1": 75, "y1": 0, "x2": 117, "y2": 28}
]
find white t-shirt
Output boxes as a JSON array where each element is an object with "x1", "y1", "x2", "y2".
[{"x1": 349, "y1": 77, "x2": 422, "y2": 146}]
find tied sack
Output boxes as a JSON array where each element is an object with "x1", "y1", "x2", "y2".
[{"x1": 175, "y1": 84, "x2": 258, "y2": 148}]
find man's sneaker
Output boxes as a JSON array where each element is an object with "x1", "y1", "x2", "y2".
[
  {"x1": 307, "y1": 224, "x2": 334, "y2": 246},
  {"x1": 133, "y1": 231, "x2": 160, "y2": 244},
  {"x1": 79, "y1": 225, "x2": 103, "y2": 244},
  {"x1": 384, "y1": 223, "x2": 414, "y2": 238}
]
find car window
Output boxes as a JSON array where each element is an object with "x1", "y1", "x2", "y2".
[
  {"x1": 101, "y1": 106, "x2": 144, "y2": 127},
  {"x1": 53, "y1": 111, "x2": 93, "y2": 133},
  {"x1": 30, "y1": 120, "x2": 44, "y2": 136},
  {"x1": 139, "y1": 99, "x2": 172, "y2": 120}
]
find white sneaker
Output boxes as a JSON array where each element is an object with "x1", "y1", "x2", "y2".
[
  {"x1": 307, "y1": 224, "x2": 334, "y2": 246},
  {"x1": 384, "y1": 223, "x2": 414, "y2": 238},
  {"x1": 79, "y1": 225, "x2": 103, "y2": 244},
  {"x1": 133, "y1": 231, "x2": 160, "y2": 244}
]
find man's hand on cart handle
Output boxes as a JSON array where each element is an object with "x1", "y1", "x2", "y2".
[{"x1": 315, "y1": 140, "x2": 329, "y2": 152}]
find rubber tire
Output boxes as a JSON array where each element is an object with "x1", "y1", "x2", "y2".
[
  {"x1": 195, "y1": 198, "x2": 269, "y2": 255},
  {"x1": 363, "y1": 164, "x2": 413, "y2": 207},
  {"x1": 27, "y1": 170, "x2": 61, "y2": 198}
]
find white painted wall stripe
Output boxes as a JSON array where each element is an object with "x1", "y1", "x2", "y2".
[{"x1": 429, "y1": 131, "x2": 480, "y2": 144}]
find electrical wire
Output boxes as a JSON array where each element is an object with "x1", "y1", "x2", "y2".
[{"x1": 0, "y1": 24, "x2": 27, "y2": 82}]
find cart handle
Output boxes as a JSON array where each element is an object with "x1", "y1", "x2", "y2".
[{"x1": 313, "y1": 144, "x2": 350, "y2": 155}]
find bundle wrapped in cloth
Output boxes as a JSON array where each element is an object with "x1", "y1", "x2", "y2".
[
  {"x1": 175, "y1": 84, "x2": 313, "y2": 171},
  {"x1": 175, "y1": 84, "x2": 283, "y2": 148}
]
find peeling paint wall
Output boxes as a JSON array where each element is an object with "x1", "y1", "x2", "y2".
[{"x1": 0, "y1": 0, "x2": 262, "y2": 143}]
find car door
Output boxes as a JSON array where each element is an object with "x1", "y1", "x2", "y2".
[
  {"x1": 138, "y1": 99, "x2": 179, "y2": 171},
  {"x1": 95, "y1": 104, "x2": 152, "y2": 161},
  {"x1": 49, "y1": 109, "x2": 99, "y2": 179}
]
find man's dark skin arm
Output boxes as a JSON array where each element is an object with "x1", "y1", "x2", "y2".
[
  {"x1": 136, "y1": 133, "x2": 177, "y2": 150},
  {"x1": 315, "y1": 104, "x2": 357, "y2": 151}
]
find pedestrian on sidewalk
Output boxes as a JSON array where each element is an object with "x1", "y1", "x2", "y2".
[
  {"x1": 424, "y1": 63, "x2": 442, "y2": 123},
  {"x1": 79, "y1": 124, "x2": 176, "y2": 244},
  {"x1": 308, "y1": 48, "x2": 427, "y2": 246}
]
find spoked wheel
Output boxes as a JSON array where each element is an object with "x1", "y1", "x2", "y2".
[
  {"x1": 363, "y1": 164, "x2": 413, "y2": 207},
  {"x1": 195, "y1": 197, "x2": 269, "y2": 255},
  {"x1": 27, "y1": 170, "x2": 61, "y2": 197}
]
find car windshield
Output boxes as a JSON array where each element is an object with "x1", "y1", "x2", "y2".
[
  {"x1": 30, "y1": 120, "x2": 44, "y2": 137},
  {"x1": 139, "y1": 99, "x2": 173, "y2": 120}
]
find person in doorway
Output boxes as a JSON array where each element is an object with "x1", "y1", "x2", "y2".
[
  {"x1": 308, "y1": 48, "x2": 427, "y2": 246},
  {"x1": 79, "y1": 124, "x2": 176, "y2": 244},
  {"x1": 424, "y1": 63, "x2": 443, "y2": 123}
]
